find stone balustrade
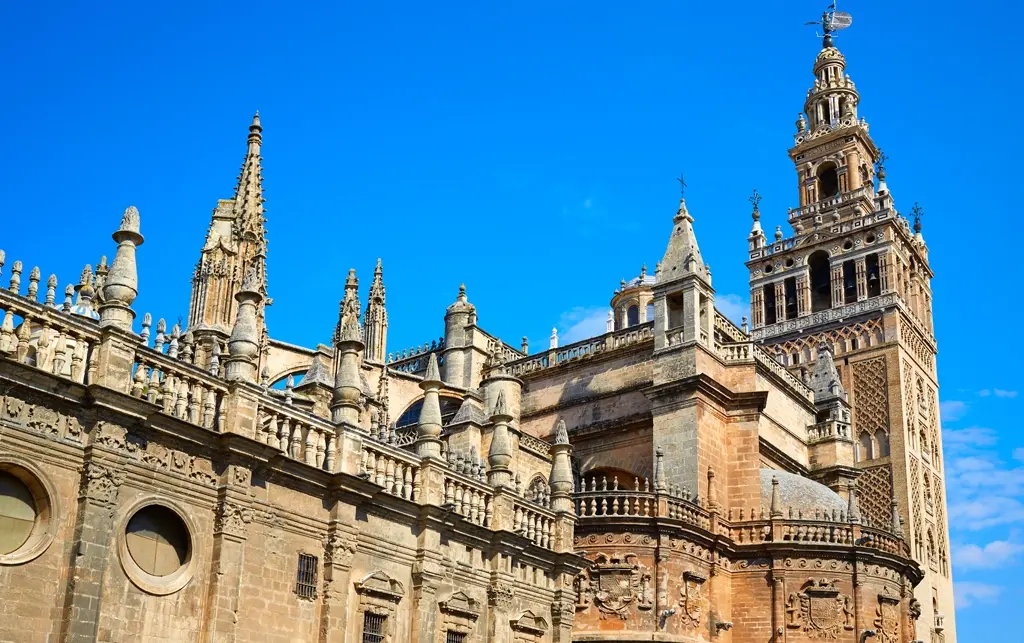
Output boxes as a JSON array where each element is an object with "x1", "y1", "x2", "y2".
[
  {"x1": 358, "y1": 439, "x2": 420, "y2": 500},
  {"x1": 506, "y1": 321, "x2": 653, "y2": 377},
  {"x1": 258, "y1": 400, "x2": 338, "y2": 472},
  {"x1": 512, "y1": 499, "x2": 555, "y2": 548},
  {"x1": 752, "y1": 343, "x2": 815, "y2": 403},
  {"x1": 132, "y1": 348, "x2": 228, "y2": 431},
  {"x1": 442, "y1": 469, "x2": 494, "y2": 527}
]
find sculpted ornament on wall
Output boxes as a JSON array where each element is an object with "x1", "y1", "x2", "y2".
[
  {"x1": 785, "y1": 579, "x2": 855, "y2": 640},
  {"x1": 678, "y1": 571, "x2": 706, "y2": 628},
  {"x1": 576, "y1": 553, "x2": 652, "y2": 620},
  {"x1": 488, "y1": 582, "x2": 516, "y2": 613},
  {"x1": 874, "y1": 587, "x2": 901, "y2": 643},
  {"x1": 80, "y1": 461, "x2": 126, "y2": 505}
]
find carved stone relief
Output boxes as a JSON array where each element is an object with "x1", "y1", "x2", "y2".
[
  {"x1": 678, "y1": 570, "x2": 706, "y2": 628},
  {"x1": 874, "y1": 587, "x2": 900, "y2": 643},
  {"x1": 785, "y1": 579, "x2": 855, "y2": 639},
  {"x1": 578, "y1": 552, "x2": 652, "y2": 620}
]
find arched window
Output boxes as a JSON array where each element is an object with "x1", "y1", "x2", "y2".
[
  {"x1": 857, "y1": 431, "x2": 873, "y2": 462},
  {"x1": 808, "y1": 251, "x2": 832, "y2": 313},
  {"x1": 526, "y1": 475, "x2": 548, "y2": 503},
  {"x1": 866, "y1": 253, "x2": 881, "y2": 298},
  {"x1": 783, "y1": 277, "x2": 798, "y2": 320},
  {"x1": 842, "y1": 260, "x2": 857, "y2": 304},
  {"x1": 626, "y1": 305, "x2": 639, "y2": 327},
  {"x1": 817, "y1": 163, "x2": 840, "y2": 199},
  {"x1": 877, "y1": 431, "x2": 890, "y2": 457},
  {"x1": 395, "y1": 395, "x2": 464, "y2": 429},
  {"x1": 763, "y1": 283, "x2": 778, "y2": 325}
]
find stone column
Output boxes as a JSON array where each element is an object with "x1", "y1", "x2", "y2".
[
  {"x1": 410, "y1": 549, "x2": 444, "y2": 643},
  {"x1": 59, "y1": 449, "x2": 126, "y2": 643},
  {"x1": 796, "y1": 273, "x2": 810, "y2": 317},
  {"x1": 855, "y1": 257, "x2": 867, "y2": 301},
  {"x1": 319, "y1": 516, "x2": 359, "y2": 643},
  {"x1": 830, "y1": 264, "x2": 844, "y2": 308},
  {"x1": 203, "y1": 473, "x2": 253, "y2": 643},
  {"x1": 773, "y1": 281, "x2": 785, "y2": 324},
  {"x1": 750, "y1": 288, "x2": 764, "y2": 328},
  {"x1": 487, "y1": 574, "x2": 517, "y2": 643},
  {"x1": 878, "y1": 252, "x2": 891, "y2": 294}
]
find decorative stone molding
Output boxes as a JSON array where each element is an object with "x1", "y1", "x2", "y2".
[
  {"x1": 116, "y1": 497, "x2": 198, "y2": 596},
  {"x1": 213, "y1": 501, "x2": 253, "y2": 539},
  {"x1": 323, "y1": 531, "x2": 356, "y2": 569},
  {"x1": 488, "y1": 581, "x2": 516, "y2": 613},
  {"x1": 437, "y1": 591, "x2": 480, "y2": 642},
  {"x1": 0, "y1": 457, "x2": 61, "y2": 566},
  {"x1": 510, "y1": 610, "x2": 548, "y2": 642},
  {"x1": 354, "y1": 571, "x2": 404, "y2": 641},
  {"x1": 80, "y1": 460, "x2": 125, "y2": 505},
  {"x1": 784, "y1": 578, "x2": 855, "y2": 639}
]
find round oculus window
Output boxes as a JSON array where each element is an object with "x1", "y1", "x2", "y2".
[
  {"x1": 125, "y1": 505, "x2": 190, "y2": 577},
  {"x1": 0, "y1": 471, "x2": 36, "y2": 555}
]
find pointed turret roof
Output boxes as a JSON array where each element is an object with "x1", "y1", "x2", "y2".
[
  {"x1": 809, "y1": 342, "x2": 848, "y2": 403},
  {"x1": 368, "y1": 258, "x2": 386, "y2": 306},
  {"x1": 659, "y1": 197, "x2": 709, "y2": 285}
]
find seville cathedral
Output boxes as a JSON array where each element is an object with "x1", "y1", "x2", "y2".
[{"x1": 0, "y1": 21, "x2": 955, "y2": 643}]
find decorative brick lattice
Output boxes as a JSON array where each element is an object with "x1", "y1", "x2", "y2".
[
  {"x1": 900, "y1": 318, "x2": 934, "y2": 373},
  {"x1": 903, "y1": 360, "x2": 916, "y2": 449},
  {"x1": 774, "y1": 317, "x2": 883, "y2": 365},
  {"x1": 910, "y1": 456, "x2": 923, "y2": 559},
  {"x1": 853, "y1": 357, "x2": 889, "y2": 437},
  {"x1": 934, "y1": 473, "x2": 949, "y2": 577},
  {"x1": 856, "y1": 464, "x2": 893, "y2": 528},
  {"x1": 928, "y1": 387, "x2": 941, "y2": 471}
]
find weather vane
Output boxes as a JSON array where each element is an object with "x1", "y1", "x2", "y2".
[
  {"x1": 749, "y1": 189, "x2": 762, "y2": 214},
  {"x1": 876, "y1": 150, "x2": 889, "y2": 167},
  {"x1": 911, "y1": 202, "x2": 924, "y2": 233},
  {"x1": 805, "y1": 2, "x2": 853, "y2": 45},
  {"x1": 677, "y1": 173, "x2": 687, "y2": 198}
]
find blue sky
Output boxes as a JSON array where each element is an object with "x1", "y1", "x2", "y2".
[{"x1": 0, "y1": 1, "x2": 1019, "y2": 640}]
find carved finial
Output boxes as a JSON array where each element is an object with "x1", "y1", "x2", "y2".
[
  {"x1": 911, "y1": 202, "x2": 924, "y2": 234},
  {"x1": 140, "y1": 312, "x2": 152, "y2": 345},
  {"x1": 492, "y1": 390, "x2": 510, "y2": 419},
  {"x1": 119, "y1": 205, "x2": 141, "y2": 234},
  {"x1": 27, "y1": 267, "x2": 40, "y2": 300},
  {"x1": 774, "y1": 225, "x2": 783, "y2": 241},
  {"x1": 554, "y1": 419, "x2": 569, "y2": 445},
  {"x1": 241, "y1": 264, "x2": 260, "y2": 292},
  {"x1": 654, "y1": 446, "x2": 665, "y2": 492},
  {"x1": 770, "y1": 475, "x2": 783, "y2": 518},
  {"x1": 424, "y1": 351, "x2": 441, "y2": 383},
  {"x1": 62, "y1": 284, "x2": 74, "y2": 312}
]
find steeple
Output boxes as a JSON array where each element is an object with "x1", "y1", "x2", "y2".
[
  {"x1": 188, "y1": 113, "x2": 270, "y2": 356},
  {"x1": 659, "y1": 196, "x2": 709, "y2": 286},
  {"x1": 363, "y1": 258, "x2": 388, "y2": 363}
]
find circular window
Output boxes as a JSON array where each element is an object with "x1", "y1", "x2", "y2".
[
  {"x1": 0, "y1": 461, "x2": 58, "y2": 566},
  {"x1": 119, "y1": 502, "x2": 195, "y2": 595},
  {"x1": 865, "y1": 233, "x2": 876, "y2": 244},
  {"x1": 0, "y1": 472, "x2": 36, "y2": 555},
  {"x1": 763, "y1": 262, "x2": 774, "y2": 274},
  {"x1": 785, "y1": 258, "x2": 795, "y2": 268},
  {"x1": 843, "y1": 240, "x2": 854, "y2": 251}
]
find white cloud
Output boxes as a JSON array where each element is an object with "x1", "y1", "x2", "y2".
[
  {"x1": 952, "y1": 539, "x2": 1024, "y2": 569},
  {"x1": 1014, "y1": 448, "x2": 1024, "y2": 463},
  {"x1": 943, "y1": 426, "x2": 998, "y2": 451},
  {"x1": 940, "y1": 400, "x2": 968, "y2": 421},
  {"x1": 954, "y1": 581, "x2": 1001, "y2": 609},
  {"x1": 715, "y1": 294, "x2": 749, "y2": 326},
  {"x1": 557, "y1": 307, "x2": 609, "y2": 345},
  {"x1": 979, "y1": 389, "x2": 1018, "y2": 398}
]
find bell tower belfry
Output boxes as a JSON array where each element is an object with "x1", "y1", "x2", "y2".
[{"x1": 745, "y1": 26, "x2": 956, "y2": 643}]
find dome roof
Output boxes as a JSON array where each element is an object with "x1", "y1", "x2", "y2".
[{"x1": 760, "y1": 469, "x2": 846, "y2": 516}]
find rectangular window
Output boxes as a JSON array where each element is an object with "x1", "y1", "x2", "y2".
[
  {"x1": 783, "y1": 277, "x2": 797, "y2": 320},
  {"x1": 362, "y1": 612, "x2": 386, "y2": 643},
  {"x1": 763, "y1": 284, "x2": 777, "y2": 326},
  {"x1": 446, "y1": 632, "x2": 467, "y2": 643},
  {"x1": 295, "y1": 553, "x2": 318, "y2": 599}
]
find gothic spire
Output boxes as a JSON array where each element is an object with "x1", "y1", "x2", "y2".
[
  {"x1": 364, "y1": 258, "x2": 388, "y2": 363},
  {"x1": 659, "y1": 194, "x2": 709, "y2": 285}
]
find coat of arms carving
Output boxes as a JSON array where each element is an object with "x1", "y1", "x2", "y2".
[
  {"x1": 785, "y1": 579, "x2": 855, "y2": 640},
  {"x1": 578, "y1": 553, "x2": 652, "y2": 619},
  {"x1": 874, "y1": 587, "x2": 901, "y2": 643},
  {"x1": 678, "y1": 571, "x2": 706, "y2": 628}
]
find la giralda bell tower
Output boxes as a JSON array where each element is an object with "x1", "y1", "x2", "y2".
[{"x1": 745, "y1": 28, "x2": 956, "y2": 643}]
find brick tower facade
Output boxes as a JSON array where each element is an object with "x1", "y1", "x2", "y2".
[{"x1": 746, "y1": 31, "x2": 955, "y2": 643}]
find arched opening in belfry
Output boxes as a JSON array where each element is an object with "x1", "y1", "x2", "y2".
[
  {"x1": 783, "y1": 277, "x2": 798, "y2": 320},
  {"x1": 808, "y1": 250, "x2": 832, "y2": 313},
  {"x1": 626, "y1": 305, "x2": 639, "y2": 327},
  {"x1": 857, "y1": 431, "x2": 873, "y2": 462},
  {"x1": 866, "y1": 253, "x2": 881, "y2": 298},
  {"x1": 842, "y1": 260, "x2": 857, "y2": 304},
  {"x1": 816, "y1": 163, "x2": 840, "y2": 199},
  {"x1": 395, "y1": 395, "x2": 463, "y2": 429}
]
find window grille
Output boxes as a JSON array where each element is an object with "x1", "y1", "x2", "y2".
[
  {"x1": 295, "y1": 553, "x2": 318, "y2": 599},
  {"x1": 362, "y1": 612, "x2": 386, "y2": 643},
  {"x1": 446, "y1": 631, "x2": 467, "y2": 643}
]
